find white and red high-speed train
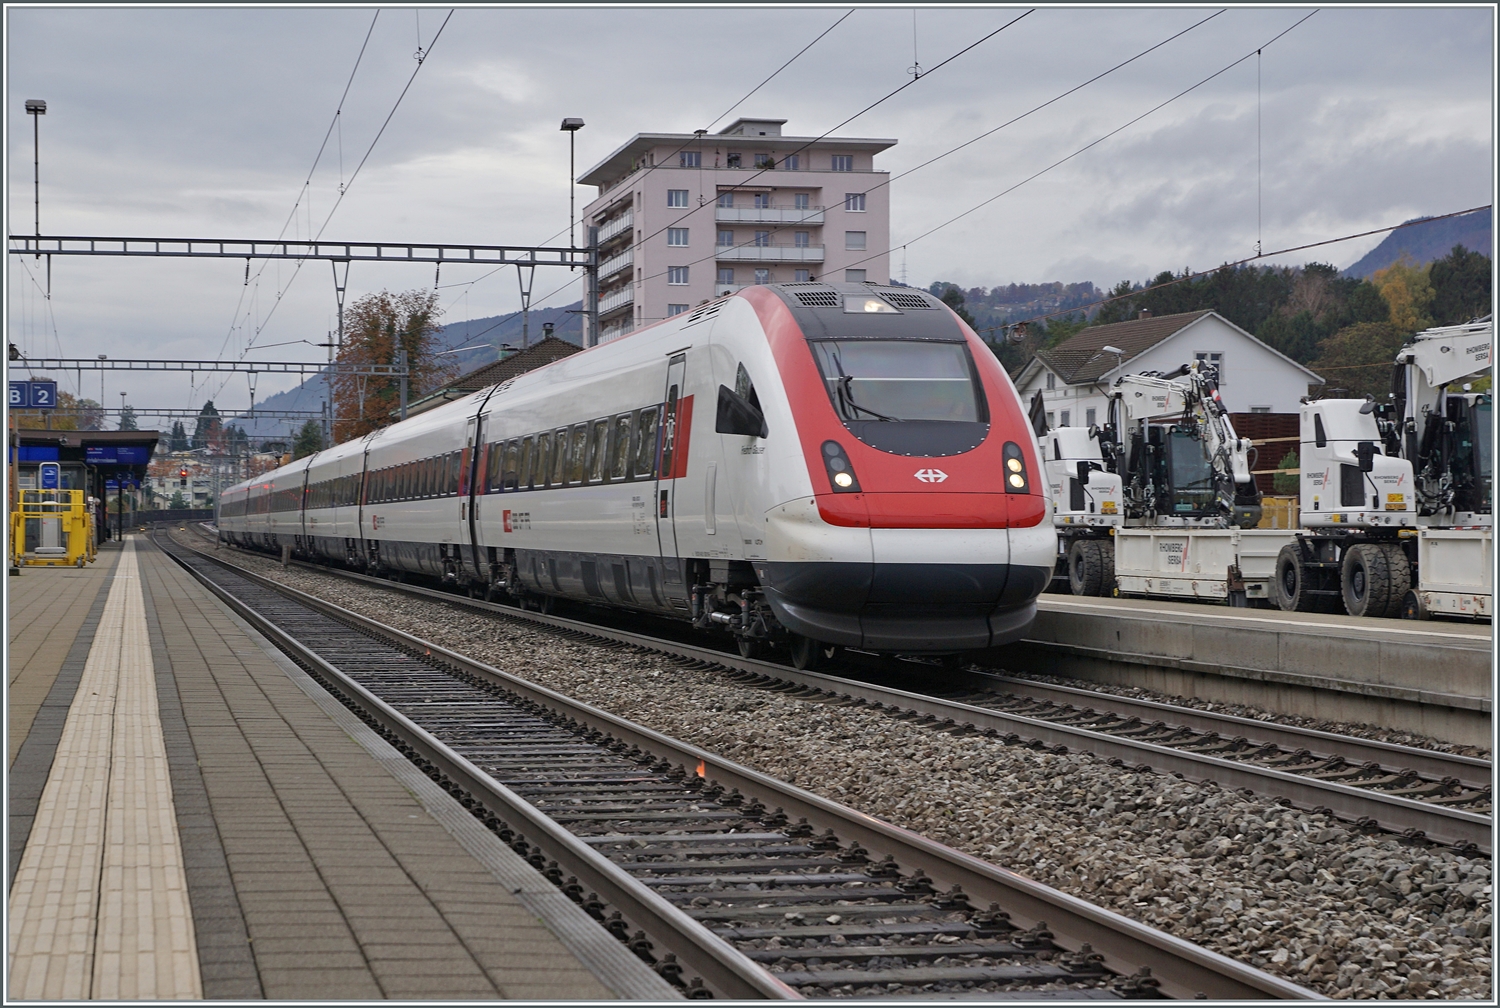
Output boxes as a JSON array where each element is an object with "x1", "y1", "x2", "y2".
[{"x1": 217, "y1": 282, "x2": 1055, "y2": 667}]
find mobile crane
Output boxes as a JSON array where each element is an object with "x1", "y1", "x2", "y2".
[
  {"x1": 1038, "y1": 360, "x2": 1283, "y2": 603},
  {"x1": 1271, "y1": 317, "x2": 1491, "y2": 618}
]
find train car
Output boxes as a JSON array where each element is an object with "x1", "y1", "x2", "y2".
[{"x1": 218, "y1": 282, "x2": 1055, "y2": 667}]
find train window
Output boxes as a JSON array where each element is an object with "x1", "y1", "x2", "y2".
[
  {"x1": 502, "y1": 440, "x2": 521, "y2": 491},
  {"x1": 402, "y1": 462, "x2": 413, "y2": 499},
  {"x1": 519, "y1": 436, "x2": 534, "y2": 488},
  {"x1": 586, "y1": 419, "x2": 610, "y2": 483},
  {"x1": 634, "y1": 407, "x2": 660, "y2": 477},
  {"x1": 609, "y1": 415, "x2": 633, "y2": 480},
  {"x1": 566, "y1": 424, "x2": 589, "y2": 484},
  {"x1": 485, "y1": 442, "x2": 501, "y2": 492},
  {"x1": 447, "y1": 452, "x2": 460, "y2": 495},
  {"x1": 550, "y1": 428, "x2": 570, "y2": 486},
  {"x1": 734, "y1": 362, "x2": 760, "y2": 410},
  {"x1": 543, "y1": 429, "x2": 561, "y2": 483}
]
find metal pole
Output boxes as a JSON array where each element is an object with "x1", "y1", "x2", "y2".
[
  {"x1": 569, "y1": 129, "x2": 576, "y2": 257},
  {"x1": 33, "y1": 112, "x2": 40, "y2": 243},
  {"x1": 397, "y1": 348, "x2": 408, "y2": 421},
  {"x1": 586, "y1": 225, "x2": 600, "y2": 347}
]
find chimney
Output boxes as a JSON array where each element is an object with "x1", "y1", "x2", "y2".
[
  {"x1": 542, "y1": 322, "x2": 555, "y2": 339},
  {"x1": 1138, "y1": 309, "x2": 1152, "y2": 319}
]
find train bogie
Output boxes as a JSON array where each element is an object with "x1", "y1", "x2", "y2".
[{"x1": 218, "y1": 282, "x2": 1056, "y2": 656}]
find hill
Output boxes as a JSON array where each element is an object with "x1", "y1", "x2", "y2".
[
  {"x1": 230, "y1": 301, "x2": 583, "y2": 436},
  {"x1": 1343, "y1": 208, "x2": 1490, "y2": 279}
]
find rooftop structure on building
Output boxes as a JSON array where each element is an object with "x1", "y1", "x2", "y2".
[{"x1": 579, "y1": 118, "x2": 896, "y2": 343}]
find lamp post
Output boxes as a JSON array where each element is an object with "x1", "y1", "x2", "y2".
[
  {"x1": 25, "y1": 99, "x2": 44, "y2": 244},
  {"x1": 559, "y1": 118, "x2": 585, "y2": 256}
]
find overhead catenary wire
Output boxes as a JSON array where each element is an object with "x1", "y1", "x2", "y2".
[
  {"x1": 638, "y1": 8, "x2": 1222, "y2": 285},
  {"x1": 839, "y1": 10, "x2": 1319, "y2": 278}
]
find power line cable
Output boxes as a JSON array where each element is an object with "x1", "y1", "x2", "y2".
[
  {"x1": 704, "y1": 10, "x2": 856, "y2": 131},
  {"x1": 638, "y1": 8, "x2": 1220, "y2": 285},
  {"x1": 841, "y1": 10, "x2": 1318, "y2": 276}
]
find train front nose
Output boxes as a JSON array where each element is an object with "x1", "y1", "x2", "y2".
[{"x1": 756, "y1": 515, "x2": 1055, "y2": 652}]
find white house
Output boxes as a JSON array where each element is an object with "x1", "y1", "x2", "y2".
[{"x1": 1013, "y1": 310, "x2": 1324, "y2": 429}]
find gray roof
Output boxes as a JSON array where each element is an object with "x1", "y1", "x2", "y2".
[
  {"x1": 1036, "y1": 311, "x2": 1218, "y2": 384},
  {"x1": 579, "y1": 131, "x2": 896, "y2": 188}
]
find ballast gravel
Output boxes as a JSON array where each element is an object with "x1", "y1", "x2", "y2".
[{"x1": 188, "y1": 541, "x2": 1493, "y2": 1000}]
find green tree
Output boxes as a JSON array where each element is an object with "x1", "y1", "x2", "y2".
[
  {"x1": 168, "y1": 421, "x2": 190, "y2": 452},
  {"x1": 191, "y1": 400, "x2": 222, "y2": 449},
  {"x1": 1273, "y1": 450, "x2": 1300, "y2": 495},
  {"x1": 1308, "y1": 321, "x2": 1408, "y2": 400},
  {"x1": 935, "y1": 284, "x2": 977, "y2": 328},
  {"x1": 117, "y1": 404, "x2": 139, "y2": 430},
  {"x1": 168, "y1": 490, "x2": 188, "y2": 509},
  {"x1": 1428, "y1": 245, "x2": 1491, "y2": 325},
  {"x1": 292, "y1": 420, "x2": 327, "y2": 459}
]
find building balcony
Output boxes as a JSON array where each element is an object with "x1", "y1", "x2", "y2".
[
  {"x1": 596, "y1": 211, "x2": 633, "y2": 245},
  {"x1": 715, "y1": 206, "x2": 825, "y2": 225},
  {"x1": 598, "y1": 248, "x2": 633, "y2": 282},
  {"x1": 598, "y1": 285, "x2": 635, "y2": 316},
  {"x1": 716, "y1": 244, "x2": 825, "y2": 263}
]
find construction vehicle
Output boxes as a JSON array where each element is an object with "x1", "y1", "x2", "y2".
[
  {"x1": 1271, "y1": 317, "x2": 1491, "y2": 619},
  {"x1": 1037, "y1": 360, "x2": 1287, "y2": 603}
]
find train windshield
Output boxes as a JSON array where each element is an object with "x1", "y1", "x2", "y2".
[{"x1": 809, "y1": 339, "x2": 989, "y2": 456}]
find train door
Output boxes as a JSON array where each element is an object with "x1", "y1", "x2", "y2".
[
  {"x1": 655, "y1": 353, "x2": 688, "y2": 586},
  {"x1": 461, "y1": 413, "x2": 485, "y2": 579}
]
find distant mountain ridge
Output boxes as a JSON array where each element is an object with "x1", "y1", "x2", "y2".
[
  {"x1": 229, "y1": 301, "x2": 583, "y2": 436},
  {"x1": 1342, "y1": 208, "x2": 1490, "y2": 279}
]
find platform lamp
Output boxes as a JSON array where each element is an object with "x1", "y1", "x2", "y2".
[
  {"x1": 25, "y1": 99, "x2": 44, "y2": 245},
  {"x1": 560, "y1": 118, "x2": 585, "y2": 259}
]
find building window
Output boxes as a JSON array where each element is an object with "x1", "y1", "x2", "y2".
[
  {"x1": 667, "y1": 228, "x2": 689, "y2": 246},
  {"x1": 794, "y1": 269, "x2": 810, "y2": 282},
  {"x1": 783, "y1": 154, "x2": 800, "y2": 170},
  {"x1": 667, "y1": 304, "x2": 689, "y2": 317},
  {"x1": 831, "y1": 155, "x2": 853, "y2": 172},
  {"x1": 717, "y1": 229, "x2": 734, "y2": 247},
  {"x1": 844, "y1": 231, "x2": 866, "y2": 251},
  {"x1": 679, "y1": 151, "x2": 700, "y2": 168},
  {"x1": 1085, "y1": 408, "x2": 1097, "y2": 427},
  {"x1": 794, "y1": 192, "x2": 810, "y2": 210},
  {"x1": 726, "y1": 152, "x2": 742, "y2": 168},
  {"x1": 844, "y1": 193, "x2": 866, "y2": 212},
  {"x1": 717, "y1": 267, "x2": 734, "y2": 284},
  {"x1": 1046, "y1": 372, "x2": 1056, "y2": 390},
  {"x1": 754, "y1": 268, "x2": 771, "y2": 284},
  {"x1": 754, "y1": 231, "x2": 770, "y2": 247},
  {"x1": 1060, "y1": 410, "x2": 1071, "y2": 427},
  {"x1": 794, "y1": 231, "x2": 809, "y2": 248},
  {"x1": 754, "y1": 153, "x2": 775, "y2": 169},
  {"x1": 845, "y1": 269, "x2": 866, "y2": 282},
  {"x1": 1250, "y1": 405, "x2": 1272, "y2": 413},
  {"x1": 1046, "y1": 412, "x2": 1055, "y2": 427},
  {"x1": 668, "y1": 266, "x2": 689, "y2": 285},
  {"x1": 1195, "y1": 351, "x2": 1224, "y2": 380},
  {"x1": 717, "y1": 192, "x2": 734, "y2": 208},
  {"x1": 667, "y1": 189, "x2": 689, "y2": 208},
  {"x1": 753, "y1": 192, "x2": 771, "y2": 208}
]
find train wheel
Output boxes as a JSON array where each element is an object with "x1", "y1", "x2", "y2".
[
  {"x1": 1399, "y1": 589, "x2": 1428, "y2": 621},
  {"x1": 736, "y1": 637, "x2": 764, "y2": 660},
  {"x1": 537, "y1": 594, "x2": 556, "y2": 615},
  {"x1": 1067, "y1": 540, "x2": 1113, "y2": 597},
  {"x1": 788, "y1": 634, "x2": 828, "y2": 671},
  {"x1": 1341, "y1": 543, "x2": 1409, "y2": 618}
]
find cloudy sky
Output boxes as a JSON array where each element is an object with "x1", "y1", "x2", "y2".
[{"x1": 6, "y1": 4, "x2": 1494, "y2": 414}]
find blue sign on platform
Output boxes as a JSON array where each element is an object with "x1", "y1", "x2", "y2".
[
  {"x1": 8, "y1": 380, "x2": 58, "y2": 408},
  {"x1": 40, "y1": 462, "x2": 60, "y2": 490},
  {"x1": 86, "y1": 447, "x2": 116, "y2": 463},
  {"x1": 86, "y1": 445, "x2": 151, "y2": 465}
]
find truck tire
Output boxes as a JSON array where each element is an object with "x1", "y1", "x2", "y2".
[
  {"x1": 1341, "y1": 542, "x2": 1410, "y2": 619},
  {"x1": 1271, "y1": 543, "x2": 1340, "y2": 613},
  {"x1": 1067, "y1": 539, "x2": 1113, "y2": 597}
]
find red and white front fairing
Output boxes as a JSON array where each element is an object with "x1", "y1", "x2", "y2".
[{"x1": 736, "y1": 285, "x2": 1054, "y2": 651}]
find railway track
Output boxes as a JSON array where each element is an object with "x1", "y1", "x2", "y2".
[
  {"x1": 188, "y1": 527, "x2": 1490, "y2": 856},
  {"x1": 158, "y1": 533, "x2": 1317, "y2": 1000}
]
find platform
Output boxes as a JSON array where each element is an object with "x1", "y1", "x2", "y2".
[
  {"x1": 996, "y1": 595, "x2": 1493, "y2": 746},
  {"x1": 7, "y1": 536, "x2": 675, "y2": 1000}
]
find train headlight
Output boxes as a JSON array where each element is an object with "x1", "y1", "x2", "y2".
[
  {"x1": 822, "y1": 441, "x2": 862, "y2": 493},
  {"x1": 845, "y1": 296, "x2": 899, "y2": 314},
  {"x1": 1002, "y1": 442, "x2": 1029, "y2": 493}
]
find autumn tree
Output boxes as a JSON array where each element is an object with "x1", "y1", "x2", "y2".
[
  {"x1": 330, "y1": 289, "x2": 456, "y2": 443},
  {"x1": 1370, "y1": 258, "x2": 1434, "y2": 334},
  {"x1": 191, "y1": 401, "x2": 223, "y2": 449}
]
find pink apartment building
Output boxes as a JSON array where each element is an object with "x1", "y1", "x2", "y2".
[{"x1": 578, "y1": 118, "x2": 896, "y2": 343}]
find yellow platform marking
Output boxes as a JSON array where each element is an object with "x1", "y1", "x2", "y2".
[{"x1": 8, "y1": 538, "x2": 202, "y2": 999}]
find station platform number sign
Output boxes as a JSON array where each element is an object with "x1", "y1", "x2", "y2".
[{"x1": 9, "y1": 380, "x2": 58, "y2": 409}]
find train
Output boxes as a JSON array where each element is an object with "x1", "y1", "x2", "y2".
[{"x1": 216, "y1": 281, "x2": 1056, "y2": 669}]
